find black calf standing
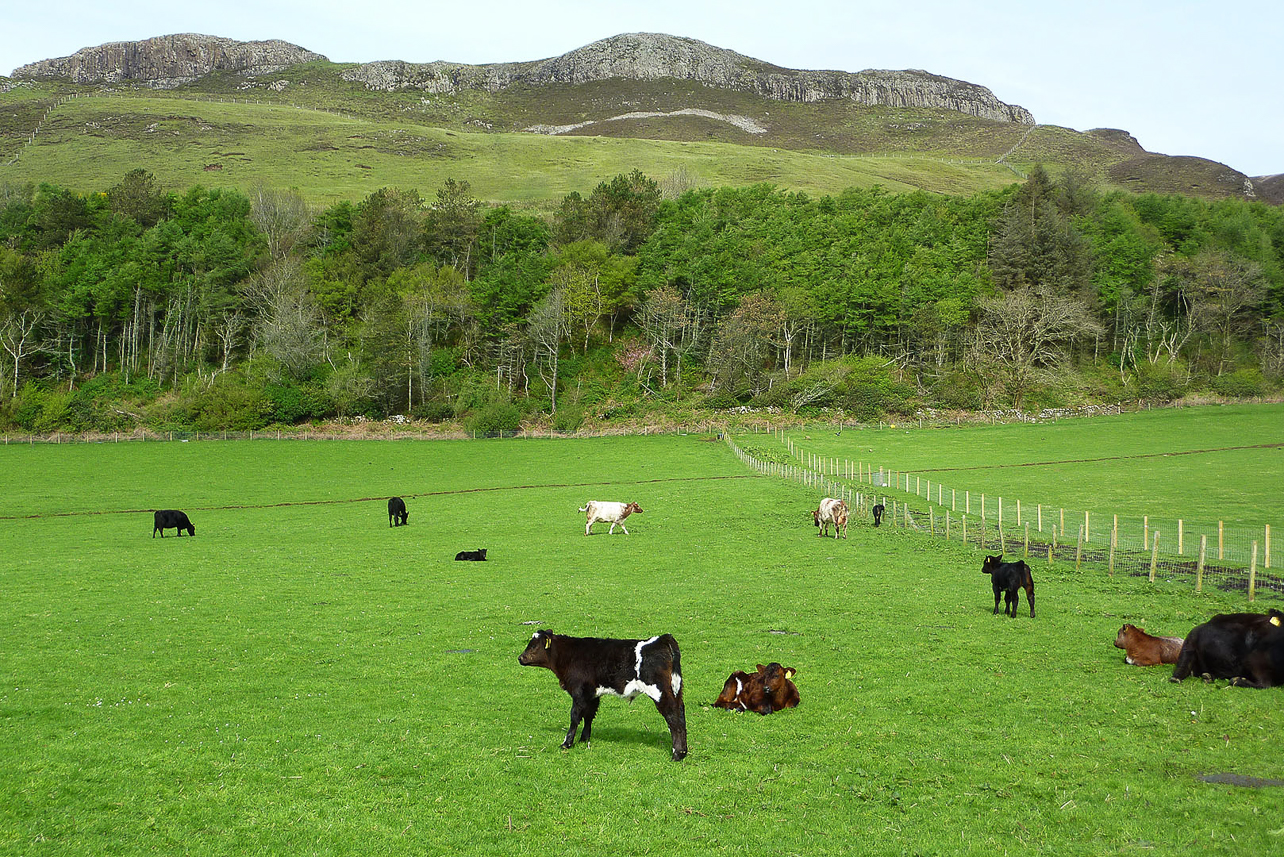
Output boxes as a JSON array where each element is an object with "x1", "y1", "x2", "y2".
[
  {"x1": 871, "y1": 503, "x2": 885, "y2": 527},
  {"x1": 388, "y1": 497, "x2": 408, "y2": 527},
  {"x1": 981, "y1": 554, "x2": 1035, "y2": 618},
  {"x1": 153, "y1": 510, "x2": 195, "y2": 538}
]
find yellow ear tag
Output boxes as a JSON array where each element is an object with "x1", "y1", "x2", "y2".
[
  {"x1": 1271, "y1": 616, "x2": 1281, "y2": 627},
  {"x1": 786, "y1": 670, "x2": 795, "y2": 679},
  {"x1": 545, "y1": 636, "x2": 552, "y2": 648}
]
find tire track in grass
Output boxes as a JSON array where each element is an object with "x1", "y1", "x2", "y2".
[
  {"x1": 0, "y1": 474, "x2": 757, "y2": 520},
  {"x1": 915, "y1": 442, "x2": 1284, "y2": 474}
]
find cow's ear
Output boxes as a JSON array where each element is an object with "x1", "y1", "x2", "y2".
[
  {"x1": 785, "y1": 669, "x2": 796, "y2": 680},
  {"x1": 756, "y1": 664, "x2": 766, "y2": 673},
  {"x1": 544, "y1": 635, "x2": 552, "y2": 648}
]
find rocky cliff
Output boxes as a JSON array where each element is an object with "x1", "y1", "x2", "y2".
[
  {"x1": 12, "y1": 34, "x2": 324, "y2": 88},
  {"x1": 341, "y1": 33, "x2": 1034, "y2": 124}
]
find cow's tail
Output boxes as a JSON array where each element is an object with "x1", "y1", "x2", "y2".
[
  {"x1": 578, "y1": 504, "x2": 588, "y2": 512},
  {"x1": 664, "y1": 634, "x2": 684, "y2": 696}
]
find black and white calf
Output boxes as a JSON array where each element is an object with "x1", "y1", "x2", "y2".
[{"x1": 518, "y1": 630, "x2": 688, "y2": 760}]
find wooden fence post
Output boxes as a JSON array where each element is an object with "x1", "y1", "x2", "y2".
[
  {"x1": 1085, "y1": 510, "x2": 1090, "y2": 544},
  {"x1": 1249, "y1": 541, "x2": 1258, "y2": 602},
  {"x1": 1149, "y1": 531, "x2": 1161, "y2": 583},
  {"x1": 1016, "y1": 499, "x2": 1022, "y2": 528},
  {"x1": 1143, "y1": 515, "x2": 1149, "y2": 551},
  {"x1": 962, "y1": 515, "x2": 967, "y2": 546},
  {"x1": 997, "y1": 497, "x2": 1002, "y2": 529},
  {"x1": 1037, "y1": 504, "x2": 1043, "y2": 532},
  {"x1": 946, "y1": 511, "x2": 952, "y2": 541},
  {"x1": 1108, "y1": 523, "x2": 1117, "y2": 576},
  {"x1": 1075, "y1": 525, "x2": 1084, "y2": 571},
  {"x1": 1218, "y1": 521, "x2": 1224, "y2": 561},
  {"x1": 1178, "y1": 519, "x2": 1184, "y2": 555},
  {"x1": 1024, "y1": 522, "x2": 1030, "y2": 558},
  {"x1": 1266, "y1": 524, "x2": 1271, "y2": 570},
  {"x1": 1196, "y1": 535, "x2": 1207, "y2": 593}
]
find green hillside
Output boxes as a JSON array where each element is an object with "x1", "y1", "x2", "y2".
[{"x1": 1, "y1": 88, "x2": 1026, "y2": 207}]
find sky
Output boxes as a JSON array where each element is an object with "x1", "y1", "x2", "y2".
[{"x1": 3, "y1": 0, "x2": 1281, "y2": 177}]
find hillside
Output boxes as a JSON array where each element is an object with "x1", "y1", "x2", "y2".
[{"x1": 0, "y1": 33, "x2": 1270, "y2": 205}]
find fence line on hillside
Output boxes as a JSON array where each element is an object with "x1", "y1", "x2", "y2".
[{"x1": 722, "y1": 429, "x2": 1283, "y2": 601}]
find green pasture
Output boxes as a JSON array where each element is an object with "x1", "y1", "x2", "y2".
[
  {"x1": 0, "y1": 95, "x2": 1020, "y2": 207},
  {"x1": 781, "y1": 404, "x2": 1284, "y2": 527},
  {"x1": 1, "y1": 431, "x2": 1281, "y2": 856}
]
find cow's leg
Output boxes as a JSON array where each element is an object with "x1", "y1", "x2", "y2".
[
  {"x1": 1025, "y1": 581, "x2": 1035, "y2": 618},
  {"x1": 656, "y1": 691, "x2": 688, "y2": 761},
  {"x1": 563, "y1": 693, "x2": 598, "y2": 749},
  {"x1": 576, "y1": 696, "x2": 601, "y2": 747},
  {"x1": 1007, "y1": 590, "x2": 1019, "y2": 618},
  {"x1": 1170, "y1": 645, "x2": 1196, "y2": 682},
  {"x1": 585, "y1": 520, "x2": 593, "y2": 536},
  {"x1": 993, "y1": 586, "x2": 1002, "y2": 615},
  {"x1": 618, "y1": 522, "x2": 629, "y2": 535}
]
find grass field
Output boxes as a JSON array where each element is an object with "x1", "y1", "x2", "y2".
[
  {"x1": 0, "y1": 94, "x2": 1023, "y2": 207},
  {"x1": 781, "y1": 404, "x2": 1284, "y2": 527},
  {"x1": 1, "y1": 424, "x2": 1282, "y2": 855}
]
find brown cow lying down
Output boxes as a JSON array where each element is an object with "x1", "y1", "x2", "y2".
[
  {"x1": 712, "y1": 663, "x2": 800, "y2": 715},
  {"x1": 1114, "y1": 624, "x2": 1184, "y2": 666}
]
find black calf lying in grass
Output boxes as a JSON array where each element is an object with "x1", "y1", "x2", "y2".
[
  {"x1": 454, "y1": 549, "x2": 487, "y2": 561},
  {"x1": 982, "y1": 554, "x2": 1035, "y2": 618}
]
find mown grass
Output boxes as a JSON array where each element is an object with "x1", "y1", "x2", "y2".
[
  {"x1": 1, "y1": 426, "x2": 1281, "y2": 855},
  {"x1": 783, "y1": 404, "x2": 1284, "y2": 526}
]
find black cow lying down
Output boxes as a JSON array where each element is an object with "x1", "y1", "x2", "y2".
[
  {"x1": 454, "y1": 549, "x2": 487, "y2": 561},
  {"x1": 518, "y1": 630, "x2": 688, "y2": 760},
  {"x1": 982, "y1": 554, "x2": 1035, "y2": 618},
  {"x1": 1171, "y1": 610, "x2": 1284, "y2": 685},
  {"x1": 153, "y1": 510, "x2": 195, "y2": 538}
]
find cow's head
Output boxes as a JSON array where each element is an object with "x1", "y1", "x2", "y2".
[
  {"x1": 757, "y1": 662, "x2": 797, "y2": 707},
  {"x1": 518, "y1": 630, "x2": 556, "y2": 668},
  {"x1": 1114, "y1": 624, "x2": 1137, "y2": 648},
  {"x1": 981, "y1": 555, "x2": 1004, "y2": 575},
  {"x1": 625, "y1": 503, "x2": 644, "y2": 515}
]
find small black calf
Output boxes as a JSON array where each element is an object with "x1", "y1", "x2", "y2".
[
  {"x1": 871, "y1": 503, "x2": 885, "y2": 527},
  {"x1": 153, "y1": 509, "x2": 195, "y2": 538},
  {"x1": 388, "y1": 496, "x2": 408, "y2": 527},
  {"x1": 455, "y1": 549, "x2": 487, "y2": 561},
  {"x1": 981, "y1": 554, "x2": 1035, "y2": 618}
]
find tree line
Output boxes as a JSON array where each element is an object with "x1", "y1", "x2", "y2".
[{"x1": 0, "y1": 166, "x2": 1281, "y2": 432}]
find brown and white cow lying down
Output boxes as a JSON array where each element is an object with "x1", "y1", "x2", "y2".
[
  {"x1": 712, "y1": 663, "x2": 800, "y2": 715},
  {"x1": 579, "y1": 501, "x2": 643, "y2": 535},
  {"x1": 812, "y1": 498, "x2": 848, "y2": 539},
  {"x1": 1114, "y1": 624, "x2": 1184, "y2": 665},
  {"x1": 518, "y1": 630, "x2": 688, "y2": 760}
]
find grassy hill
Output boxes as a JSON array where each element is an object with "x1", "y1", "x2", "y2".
[{"x1": 1, "y1": 57, "x2": 1260, "y2": 206}]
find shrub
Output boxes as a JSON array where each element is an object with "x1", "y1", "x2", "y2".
[
  {"x1": 463, "y1": 399, "x2": 522, "y2": 435},
  {"x1": 1133, "y1": 360, "x2": 1189, "y2": 402},
  {"x1": 1212, "y1": 368, "x2": 1266, "y2": 398},
  {"x1": 552, "y1": 406, "x2": 585, "y2": 432},
  {"x1": 410, "y1": 399, "x2": 454, "y2": 423},
  {"x1": 192, "y1": 377, "x2": 271, "y2": 431}
]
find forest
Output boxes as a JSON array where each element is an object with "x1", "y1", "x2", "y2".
[{"x1": 0, "y1": 166, "x2": 1281, "y2": 433}]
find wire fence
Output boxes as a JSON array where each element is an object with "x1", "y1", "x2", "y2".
[{"x1": 723, "y1": 430, "x2": 1283, "y2": 602}]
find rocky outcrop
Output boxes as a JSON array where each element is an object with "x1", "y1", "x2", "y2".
[
  {"x1": 342, "y1": 33, "x2": 1035, "y2": 124},
  {"x1": 12, "y1": 34, "x2": 325, "y2": 88}
]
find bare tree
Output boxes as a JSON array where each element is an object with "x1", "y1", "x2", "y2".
[
  {"x1": 972, "y1": 285, "x2": 1103, "y2": 408},
  {"x1": 529, "y1": 289, "x2": 567, "y2": 412},
  {"x1": 0, "y1": 307, "x2": 44, "y2": 398},
  {"x1": 250, "y1": 185, "x2": 311, "y2": 259},
  {"x1": 243, "y1": 258, "x2": 324, "y2": 381},
  {"x1": 639, "y1": 287, "x2": 689, "y2": 388}
]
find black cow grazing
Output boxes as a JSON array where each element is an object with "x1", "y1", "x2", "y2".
[
  {"x1": 1170, "y1": 610, "x2": 1284, "y2": 684},
  {"x1": 981, "y1": 554, "x2": 1035, "y2": 618},
  {"x1": 871, "y1": 503, "x2": 885, "y2": 527},
  {"x1": 454, "y1": 549, "x2": 487, "y2": 561},
  {"x1": 388, "y1": 496, "x2": 408, "y2": 527},
  {"x1": 153, "y1": 510, "x2": 195, "y2": 538},
  {"x1": 518, "y1": 630, "x2": 688, "y2": 761}
]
